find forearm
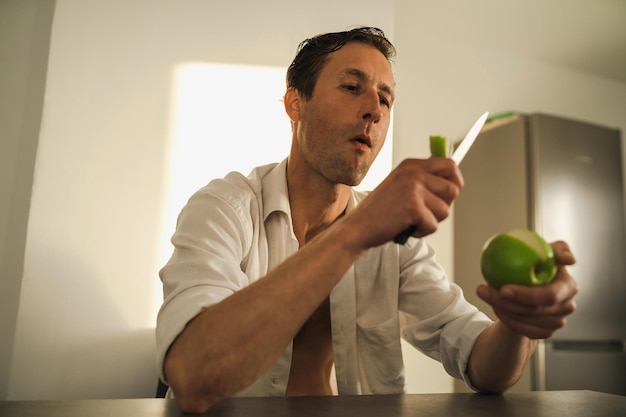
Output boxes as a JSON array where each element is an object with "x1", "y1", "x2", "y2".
[
  {"x1": 164, "y1": 218, "x2": 364, "y2": 412},
  {"x1": 467, "y1": 320, "x2": 537, "y2": 393}
]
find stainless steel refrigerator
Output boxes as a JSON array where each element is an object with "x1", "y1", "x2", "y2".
[{"x1": 453, "y1": 113, "x2": 626, "y2": 395}]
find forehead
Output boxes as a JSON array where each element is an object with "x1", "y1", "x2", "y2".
[{"x1": 322, "y1": 42, "x2": 395, "y2": 88}]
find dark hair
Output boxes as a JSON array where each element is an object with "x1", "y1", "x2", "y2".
[{"x1": 286, "y1": 27, "x2": 396, "y2": 100}]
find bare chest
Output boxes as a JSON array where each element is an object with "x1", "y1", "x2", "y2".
[{"x1": 286, "y1": 297, "x2": 334, "y2": 396}]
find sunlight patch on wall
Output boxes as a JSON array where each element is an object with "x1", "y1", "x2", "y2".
[
  {"x1": 165, "y1": 62, "x2": 291, "y2": 213},
  {"x1": 155, "y1": 62, "x2": 392, "y2": 314}
]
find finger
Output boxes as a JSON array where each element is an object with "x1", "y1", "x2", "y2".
[
  {"x1": 498, "y1": 272, "x2": 578, "y2": 307},
  {"x1": 402, "y1": 183, "x2": 454, "y2": 238},
  {"x1": 493, "y1": 307, "x2": 570, "y2": 329},
  {"x1": 551, "y1": 240, "x2": 576, "y2": 265},
  {"x1": 493, "y1": 302, "x2": 573, "y2": 339},
  {"x1": 477, "y1": 284, "x2": 577, "y2": 317},
  {"x1": 424, "y1": 190, "x2": 452, "y2": 222},
  {"x1": 494, "y1": 312, "x2": 562, "y2": 340},
  {"x1": 404, "y1": 199, "x2": 438, "y2": 239},
  {"x1": 427, "y1": 157, "x2": 464, "y2": 188},
  {"x1": 428, "y1": 175, "x2": 461, "y2": 205}
]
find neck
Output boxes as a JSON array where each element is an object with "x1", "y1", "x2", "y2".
[{"x1": 286, "y1": 160, "x2": 352, "y2": 245}]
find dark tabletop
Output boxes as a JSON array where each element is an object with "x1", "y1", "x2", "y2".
[{"x1": 1, "y1": 390, "x2": 624, "y2": 417}]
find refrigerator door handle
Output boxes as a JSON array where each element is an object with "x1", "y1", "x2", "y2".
[{"x1": 551, "y1": 340, "x2": 625, "y2": 352}]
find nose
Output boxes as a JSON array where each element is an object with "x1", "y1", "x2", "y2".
[{"x1": 361, "y1": 92, "x2": 383, "y2": 123}]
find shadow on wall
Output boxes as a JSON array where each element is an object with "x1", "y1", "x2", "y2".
[
  {"x1": 8, "y1": 240, "x2": 158, "y2": 400},
  {"x1": 64, "y1": 327, "x2": 158, "y2": 399}
]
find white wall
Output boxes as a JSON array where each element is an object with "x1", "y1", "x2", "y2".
[{"x1": 3, "y1": 0, "x2": 625, "y2": 401}]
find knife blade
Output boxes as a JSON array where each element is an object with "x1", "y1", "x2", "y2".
[
  {"x1": 452, "y1": 111, "x2": 489, "y2": 164},
  {"x1": 393, "y1": 111, "x2": 489, "y2": 244}
]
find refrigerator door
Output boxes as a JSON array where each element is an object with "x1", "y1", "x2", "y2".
[
  {"x1": 540, "y1": 340, "x2": 626, "y2": 396},
  {"x1": 529, "y1": 114, "x2": 626, "y2": 340}
]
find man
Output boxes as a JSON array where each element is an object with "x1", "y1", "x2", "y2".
[{"x1": 156, "y1": 27, "x2": 577, "y2": 413}]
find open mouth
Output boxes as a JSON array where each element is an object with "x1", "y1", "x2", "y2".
[{"x1": 352, "y1": 135, "x2": 372, "y2": 148}]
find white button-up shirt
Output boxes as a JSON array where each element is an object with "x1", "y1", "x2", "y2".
[{"x1": 156, "y1": 159, "x2": 492, "y2": 397}]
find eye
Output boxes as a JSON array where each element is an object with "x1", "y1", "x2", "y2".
[
  {"x1": 379, "y1": 96, "x2": 390, "y2": 108},
  {"x1": 343, "y1": 84, "x2": 360, "y2": 93}
]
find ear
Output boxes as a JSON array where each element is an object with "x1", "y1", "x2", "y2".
[{"x1": 284, "y1": 87, "x2": 302, "y2": 122}]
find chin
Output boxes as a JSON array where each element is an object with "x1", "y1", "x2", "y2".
[
  {"x1": 341, "y1": 174, "x2": 366, "y2": 188},
  {"x1": 326, "y1": 161, "x2": 370, "y2": 187}
]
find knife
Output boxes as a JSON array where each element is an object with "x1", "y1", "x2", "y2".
[
  {"x1": 452, "y1": 111, "x2": 489, "y2": 164},
  {"x1": 393, "y1": 111, "x2": 489, "y2": 244}
]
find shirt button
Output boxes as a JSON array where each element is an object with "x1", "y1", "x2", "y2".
[{"x1": 271, "y1": 377, "x2": 280, "y2": 385}]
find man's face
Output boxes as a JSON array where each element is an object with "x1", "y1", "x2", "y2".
[{"x1": 292, "y1": 42, "x2": 395, "y2": 187}]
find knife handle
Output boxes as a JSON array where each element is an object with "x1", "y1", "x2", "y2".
[{"x1": 394, "y1": 225, "x2": 416, "y2": 244}]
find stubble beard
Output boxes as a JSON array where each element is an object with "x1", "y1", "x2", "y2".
[
  {"x1": 299, "y1": 121, "x2": 372, "y2": 187},
  {"x1": 324, "y1": 151, "x2": 371, "y2": 187},
  {"x1": 299, "y1": 107, "x2": 378, "y2": 187},
  {"x1": 312, "y1": 133, "x2": 375, "y2": 187}
]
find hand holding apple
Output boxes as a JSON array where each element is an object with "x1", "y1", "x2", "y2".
[
  {"x1": 476, "y1": 239, "x2": 578, "y2": 340},
  {"x1": 480, "y1": 228, "x2": 557, "y2": 289}
]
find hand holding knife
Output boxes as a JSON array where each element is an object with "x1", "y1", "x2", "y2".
[{"x1": 393, "y1": 111, "x2": 489, "y2": 244}]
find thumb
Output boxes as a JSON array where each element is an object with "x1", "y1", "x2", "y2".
[{"x1": 551, "y1": 240, "x2": 576, "y2": 266}]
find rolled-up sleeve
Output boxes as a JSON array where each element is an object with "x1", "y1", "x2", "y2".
[
  {"x1": 398, "y1": 238, "x2": 492, "y2": 389},
  {"x1": 155, "y1": 177, "x2": 258, "y2": 381}
]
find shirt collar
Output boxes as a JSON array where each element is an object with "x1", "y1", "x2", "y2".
[
  {"x1": 261, "y1": 158, "x2": 291, "y2": 221},
  {"x1": 260, "y1": 158, "x2": 366, "y2": 221}
]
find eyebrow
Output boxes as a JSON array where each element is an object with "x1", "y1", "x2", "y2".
[{"x1": 341, "y1": 68, "x2": 396, "y2": 102}]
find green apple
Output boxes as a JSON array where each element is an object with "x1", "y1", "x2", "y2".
[
  {"x1": 480, "y1": 228, "x2": 557, "y2": 289},
  {"x1": 429, "y1": 135, "x2": 449, "y2": 158}
]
